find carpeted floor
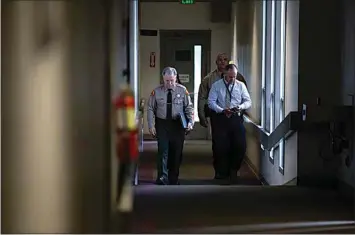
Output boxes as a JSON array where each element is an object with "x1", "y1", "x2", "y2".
[
  {"x1": 136, "y1": 140, "x2": 261, "y2": 185},
  {"x1": 130, "y1": 141, "x2": 354, "y2": 233}
]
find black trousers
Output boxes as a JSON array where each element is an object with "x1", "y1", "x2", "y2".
[
  {"x1": 213, "y1": 114, "x2": 247, "y2": 177},
  {"x1": 155, "y1": 118, "x2": 185, "y2": 183}
]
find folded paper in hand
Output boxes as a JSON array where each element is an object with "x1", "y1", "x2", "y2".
[{"x1": 178, "y1": 112, "x2": 188, "y2": 129}]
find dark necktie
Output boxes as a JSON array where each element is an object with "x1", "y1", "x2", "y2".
[
  {"x1": 225, "y1": 87, "x2": 231, "y2": 109},
  {"x1": 166, "y1": 89, "x2": 172, "y2": 119}
]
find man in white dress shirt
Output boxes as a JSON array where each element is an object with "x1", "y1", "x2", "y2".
[{"x1": 208, "y1": 64, "x2": 252, "y2": 183}]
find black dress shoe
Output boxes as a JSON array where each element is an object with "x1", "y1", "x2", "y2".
[{"x1": 155, "y1": 177, "x2": 169, "y2": 185}]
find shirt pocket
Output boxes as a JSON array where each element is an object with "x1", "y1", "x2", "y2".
[
  {"x1": 156, "y1": 97, "x2": 166, "y2": 107},
  {"x1": 173, "y1": 97, "x2": 184, "y2": 106}
]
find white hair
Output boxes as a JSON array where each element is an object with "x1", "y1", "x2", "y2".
[{"x1": 162, "y1": 67, "x2": 177, "y2": 77}]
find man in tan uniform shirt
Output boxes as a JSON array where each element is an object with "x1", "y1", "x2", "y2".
[
  {"x1": 147, "y1": 67, "x2": 194, "y2": 185},
  {"x1": 197, "y1": 53, "x2": 247, "y2": 179}
]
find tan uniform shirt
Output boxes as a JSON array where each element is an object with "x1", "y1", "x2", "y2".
[
  {"x1": 197, "y1": 70, "x2": 221, "y2": 121},
  {"x1": 147, "y1": 84, "x2": 194, "y2": 129}
]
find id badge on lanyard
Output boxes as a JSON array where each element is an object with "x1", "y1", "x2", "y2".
[{"x1": 224, "y1": 81, "x2": 235, "y2": 102}]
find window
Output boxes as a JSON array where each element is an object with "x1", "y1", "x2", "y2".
[
  {"x1": 261, "y1": 0, "x2": 267, "y2": 130},
  {"x1": 264, "y1": 0, "x2": 277, "y2": 161},
  {"x1": 193, "y1": 45, "x2": 202, "y2": 122},
  {"x1": 262, "y1": 0, "x2": 280, "y2": 163},
  {"x1": 264, "y1": 0, "x2": 273, "y2": 134},
  {"x1": 270, "y1": 0, "x2": 277, "y2": 161},
  {"x1": 261, "y1": 0, "x2": 288, "y2": 169},
  {"x1": 278, "y1": 0, "x2": 287, "y2": 173}
]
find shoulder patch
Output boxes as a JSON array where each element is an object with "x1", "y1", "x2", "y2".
[{"x1": 150, "y1": 90, "x2": 155, "y2": 96}]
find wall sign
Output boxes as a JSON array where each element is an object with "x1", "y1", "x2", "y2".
[
  {"x1": 180, "y1": 0, "x2": 195, "y2": 4},
  {"x1": 179, "y1": 74, "x2": 190, "y2": 83},
  {"x1": 150, "y1": 52, "x2": 156, "y2": 68}
]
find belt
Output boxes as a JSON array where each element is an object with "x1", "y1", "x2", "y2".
[{"x1": 156, "y1": 117, "x2": 179, "y2": 121}]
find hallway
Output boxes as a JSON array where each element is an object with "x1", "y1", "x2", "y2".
[
  {"x1": 132, "y1": 141, "x2": 354, "y2": 233},
  {"x1": 2, "y1": 0, "x2": 355, "y2": 233}
]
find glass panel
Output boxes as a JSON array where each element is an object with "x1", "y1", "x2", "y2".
[
  {"x1": 264, "y1": 0, "x2": 272, "y2": 133},
  {"x1": 261, "y1": 0, "x2": 267, "y2": 129},
  {"x1": 270, "y1": 0, "x2": 276, "y2": 133},
  {"x1": 267, "y1": 0, "x2": 276, "y2": 160},
  {"x1": 279, "y1": 0, "x2": 287, "y2": 172},
  {"x1": 193, "y1": 45, "x2": 202, "y2": 122}
]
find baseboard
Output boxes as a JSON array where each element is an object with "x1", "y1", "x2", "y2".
[{"x1": 244, "y1": 156, "x2": 269, "y2": 185}]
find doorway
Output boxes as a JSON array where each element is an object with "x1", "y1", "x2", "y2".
[{"x1": 160, "y1": 30, "x2": 211, "y2": 140}]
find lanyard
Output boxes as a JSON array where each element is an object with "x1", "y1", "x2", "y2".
[{"x1": 224, "y1": 80, "x2": 235, "y2": 102}]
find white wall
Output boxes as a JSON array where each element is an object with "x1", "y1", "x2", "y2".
[
  {"x1": 230, "y1": 3, "x2": 237, "y2": 64},
  {"x1": 232, "y1": 0, "x2": 263, "y2": 178},
  {"x1": 232, "y1": 0, "x2": 299, "y2": 185},
  {"x1": 139, "y1": 2, "x2": 231, "y2": 134}
]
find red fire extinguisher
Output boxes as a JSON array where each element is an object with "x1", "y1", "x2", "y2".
[
  {"x1": 113, "y1": 87, "x2": 139, "y2": 163},
  {"x1": 113, "y1": 86, "x2": 139, "y2": 223}
]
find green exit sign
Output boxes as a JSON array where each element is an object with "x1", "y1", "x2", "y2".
[{"x1": 180, "y1": 0, "x2": 195, "y2": 4}]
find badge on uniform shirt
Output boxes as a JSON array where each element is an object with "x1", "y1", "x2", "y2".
[{"x1": 177, "y1": 94, "x2": 181, "y2": 98}]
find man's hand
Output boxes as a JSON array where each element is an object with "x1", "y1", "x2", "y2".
[
  {"x1": 149, "y1": 127, "x2": 156, "y2": 137},
  {"x1": 199, "y1": 118, "x2": 209, "y2": 128},
  {"x1": 185, "y1": 122, "x2": 193, "y2": 135},
  {"x1": 187, "y1": 122, "x2": 193, "y2": 131},
  {"x1": 230, "y1": 106, "x2": 243, "y2": 116},
  {"x1": 223, "y1": 109, "x2": 233, "y2": 118},
  {"x1": 223, "y1": 109, "x2": 233, "y2": 114}
]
